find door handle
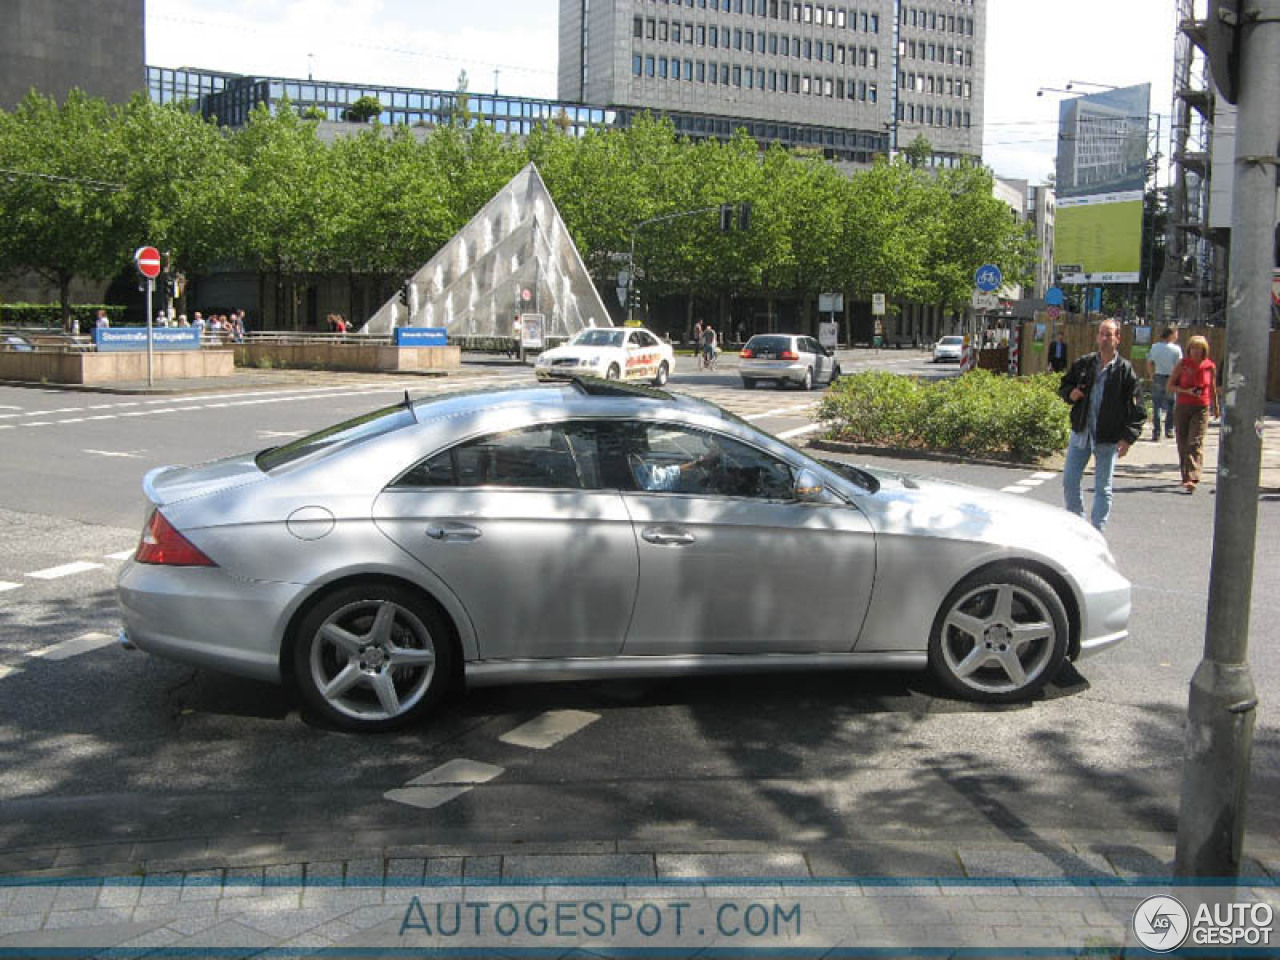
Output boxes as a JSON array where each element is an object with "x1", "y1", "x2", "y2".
[
  {"x1": 641, "y1": 525, "x2": 695, "y2": 546},
  {"x1": 426, "y1": 522, "x2": 482, "y2": 542}
]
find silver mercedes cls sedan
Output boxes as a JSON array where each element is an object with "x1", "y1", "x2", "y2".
[{"x1": 117, "y1": 379, "x2": 1130, "y2": 732}]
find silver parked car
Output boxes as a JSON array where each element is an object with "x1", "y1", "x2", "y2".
[
  {"x1": 118, "y1": 380, "x2": 1130, "y2": 732},
  {"x1": 740, "y1": 334, "x2": 841, "y2": 390}
]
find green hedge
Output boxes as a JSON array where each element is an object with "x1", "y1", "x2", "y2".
[
  {"x1": 817, "y1": 369, "x2": 1071, "y2": 462},
  {"x1": 0, "y1": 303, "x2": 125, "y2": 327}
]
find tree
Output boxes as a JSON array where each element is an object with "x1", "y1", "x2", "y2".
[
  {"x1": 904, "y1": 134, "x2": 934, "y2": 168},
  {"x1": 344, "y1": 96, "x2": 382, "y2": 124},
  {"x1": 0, "y1": 90, "x2": 133, "y2": 329}
]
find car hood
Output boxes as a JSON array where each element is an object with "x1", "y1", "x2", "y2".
[
  {"x1": 143, "y1": 453, "x2": 268, "y2": 506},
  {"x1": 852, "y1": 465, "x2": 1110, "y2": 558}
]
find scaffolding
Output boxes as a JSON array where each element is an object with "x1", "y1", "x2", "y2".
[{"x1": 1158, "y1": 0, "x2": 1227, "y2": 325}]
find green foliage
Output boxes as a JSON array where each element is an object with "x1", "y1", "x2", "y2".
[
  {"x1": 819, "y1": 370, "x2": 1070, "y2": 461},
  {"x1": 345, "y1": 96, "x2": 382, "y2": 123},
  {"x1": 0, "y1": 303, "x2": 123, "y2": 326}
]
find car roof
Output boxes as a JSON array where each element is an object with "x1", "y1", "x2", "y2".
[{"x1": 408, "y1": 378, "x2": 717, "y2": 425}]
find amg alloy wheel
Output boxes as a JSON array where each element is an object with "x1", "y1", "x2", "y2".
[
  {"x1": 652, "y1": 361, "x2": 669, "y2": 387},
  {"x1": 928, "y1": 567, "x2": 1068, "y2": 703},
  {"x1": 294, "y1": 583, "x2": 453, "y2": 731}
]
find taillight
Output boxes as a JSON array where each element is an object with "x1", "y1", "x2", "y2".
[
  {"x1": 740, "y1": 348, "x2": 754, "y2": 359},
  {"x1": 136, "y1": 510, "x2": 216, "y2": 566},
  {"x1": 780, "y1": 350, "x2": 800, "y2": 361}
]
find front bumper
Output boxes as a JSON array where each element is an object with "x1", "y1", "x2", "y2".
[{"x1": 117, "y1": 558, "x2": 304, "y2": 683}]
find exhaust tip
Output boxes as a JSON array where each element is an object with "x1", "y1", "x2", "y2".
[{"x1": 117, "y1": 627, "x2": 137, "y2": 651}]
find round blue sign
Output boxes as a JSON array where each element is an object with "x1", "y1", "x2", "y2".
[
  {"x1": 975, "y1": 264, "x2": 1003, "y2": 293},
  {"x1": 1045, "y1": 286, "x2": 1064, "y2": 307}
]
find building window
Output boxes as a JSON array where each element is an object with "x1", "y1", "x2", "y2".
[
  {"x1": 659, "y1": 20, "x2": 668, "y2": 40},
  {"x1": 659, "y1": 56, "x2": 668, "y2": 77},
  {"x1": 868, "y1": 82, "x2": 877, "y2": 102},
  {"x1": 804, "y1": 3, "x2": 812, "y2": 22},
  {"x1": 804, "y1": 38, "x2": 811, "y2": 57},
  {"x1": 824, "y1": 77, "x2": 833, "y2": 96},
  {"x1": 709, "y1": 61, "x2": 718, "y2": 83},
  {"x1": 770, "y1": 33, "x2": 778, "y2": 53},
  {"x1": 780, "y1": 72, "x2": 789, "y2": 92},
  {"x1": 746, "y1": 31, "x2": 754, "y2": 51},
  {"x1": 770, "y1": 69, "x2": 778, "y2": 89},
  {"x1": 698, "y1": 60, "x2": 706, "y2": 81},
  {"x1": 634, "y1": 16, "x2": 643, "y2": 37},
  {"x1": 633, "y1": 54, "x2": 643, "y2": 75},
  {"x1": 672, "y1": 22, "x2": 680, "y2": 42},
  {"x1": 802, "y1": 75, "x2": 811, "y2": 93},
  {"x1": 837, "y1": 8, "x2": 845, "y2": 27},
  {"x1": 870, "y1": 12, "x2": 878, "y2": 31},
  {"x1": 722, "y1": 64, "x2": 731, "y2": 83},
  {"x1": 646, "y1": 18, "x2": 656, "y2": 38},
  {"x1": 734, "y1": 28, "x2": 742, "y2": 49},
  {"x1": 645, "y1": 55, "x2": 655, "y2": 76}
]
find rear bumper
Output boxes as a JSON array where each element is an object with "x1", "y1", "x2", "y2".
[
  {"x1": 741, "y1": 362, "x2": 807, "y2": 383},
  {"x1": 117, "y1": 559, "x2": 303, "y2": 682}
]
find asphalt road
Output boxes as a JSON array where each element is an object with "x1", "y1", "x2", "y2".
[{"x1": 1, "y1": 352, "x2": 1276, "y2": 862}]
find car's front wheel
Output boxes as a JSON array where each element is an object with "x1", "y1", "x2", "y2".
[
  {"x1": 800, "y1": 367, "x2": 814, "y2": 391},
  {"x1": 652, "y1": 361, "x2": 669, "y2": 387},
  {"x1": 294, "y1": 583, "x2": 454, "y2": 732},
  {"x1": 928, "y1": 566, "x2": 1068, "y2": 703}
]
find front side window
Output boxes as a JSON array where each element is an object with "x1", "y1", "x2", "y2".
[
  {"x1": 394, "y1": 424, "x2": 599, "y2": 491},
  {"x1": 610, "y1": 423, "x2": 796, "y2": 500}
]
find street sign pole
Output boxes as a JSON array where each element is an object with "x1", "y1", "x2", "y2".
[
  {"x1": 145, "y1": 278, "x2": 154, "y2": 387},
  {"x1": 1175, "y1": 0, "x2": 1277, "y2": 878},
  {"x1": 134, "y1": 246, "x2": 163, "y2": 387}
]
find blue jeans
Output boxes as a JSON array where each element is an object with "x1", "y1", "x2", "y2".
[
  {"x1": 1150, "y1": 375, "x2": 1173, "y2": 436},
  {"x1": 1063, "y1": 436, "x2": 1119, "y2": 531}
]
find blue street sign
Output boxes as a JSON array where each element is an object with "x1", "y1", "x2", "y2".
[
  {"x1": 1045, "y1": 286, "x2": 1065, "y2": 307},
  {"x1": 974, "y1": 264, "x2": 1003, "y2": 293},
  {"x1": 394, "y1": 327, "x2": 448, "y2": 347},
  {"x1": 94, "y1": 328, "x2": 200, "y2": 352}
]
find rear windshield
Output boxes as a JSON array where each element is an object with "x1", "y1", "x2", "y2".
[
  {"x1": 256, "y1": 403, "x2": 416, "y2": 472},
  {"x1": 746, "y1": 336, "x2": 793, "y2": 353}
]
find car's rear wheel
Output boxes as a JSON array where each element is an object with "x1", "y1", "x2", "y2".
[
  {"x1": 652, "y1": 361, "x2": 669, "y2": 387},
  {"x1": 294, "y1": 583, "x2": 454, "y2": 732},
  {"x1": 928, "y1": 566, "x2": 1068, "y2": 703},
  {"x1": 605, "y1": 363, "x2": 621, "y2": 380}
]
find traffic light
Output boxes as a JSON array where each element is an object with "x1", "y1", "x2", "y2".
[
  {"x1": 398, "y1": 282, "x2": 410, "y2": 306},
  {"x1": 738, "y1": 201, "x2": 752, "y2": 231},
  {"x1": 719, "y1": 203, "x2": 733, "y2": 233},
  {"x1": 628, "y1": 287, "x2": 642, "y2": 309}
]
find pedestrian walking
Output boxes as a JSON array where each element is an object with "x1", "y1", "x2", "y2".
[
  {"x1": 692, "y1": 320, "x2": 704, "y2": 367},
  {"x1": 1145, "y1": 326, "x2": 1182, "y2": 441},
  {"x1": 701, "y1": 323, "x2": 718, "y2": 371},
  {"x1": 94, "y1": 309, "x2": 110, "y2": 330},
  {"x1": 1169, "y1": 335, "x2": 1219, "y2": 494},
  {"x1": 1048, "y1": 332, "x2": 1069, "y2": 373},
  {"x1": 1058, "y1": 318, "x2": 1146, "y2": 531}
]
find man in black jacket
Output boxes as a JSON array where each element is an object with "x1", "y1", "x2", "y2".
[{"x1": 1058, "y1": 319, "x2": 1146, "y2": 531}]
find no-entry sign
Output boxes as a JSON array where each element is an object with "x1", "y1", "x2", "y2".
[{"x1": 134, "y1": 246, "x2": 162, "y2": 279}]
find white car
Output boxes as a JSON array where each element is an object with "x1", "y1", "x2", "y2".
[
  {"x1": 933, "y1": 335, "x2": 964, "y2": 363},
  {"x1": 535, "y1": 327, "x2": 674, "y2": 386}
]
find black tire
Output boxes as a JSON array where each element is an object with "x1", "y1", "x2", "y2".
[
  {"x1": 605, "y1": 363, "x2": 621, "y2": 380},
  {"x1": 927, "y1": 566, "x2": 1068, "y2": 703},
  {"x1": 829, "y1": 364, "x2": 842, "y2": 384},
  {"x1": 293, "y1": 582, "x2": 454, "y2": 732},
  {"x1": 742, "y1": 378, "x2": 757, "y2": 390},
  {"x1": 800, "y1": 367, "x2": 814, "y2": 391},
  {"x1": 652, "y1": 361, "x2": 669, "y2": 387}
]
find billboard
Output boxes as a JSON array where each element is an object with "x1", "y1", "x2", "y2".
[{"x1": 1054, "y1": 84, "x2": 1150, "y2": 284}]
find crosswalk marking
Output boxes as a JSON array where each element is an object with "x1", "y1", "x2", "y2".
[
  {"x1": 383, "y1": 785, "x2": 474, "y2": 810},
  {"x1": 778, "y1": 423, "x2": 823, "y2": 440},
  {"x1": 105, "y1": 549, "x2": 135, "y2": 560},
  {"x1": 404, "y1": 759, "x2": 505, "y2": 787},
  {"x1": 27, "y1": 632, "x2": 116, "y2": 661},
  {"x1": 27, "y1": 561, "x2": 104, "y2": 580},
  {"x1": 0, "y1": 581, "x2": 21, "y2": 592},
  {"x1": 1001, "y1": 485, "x2": 1032, "y2": 494},
  {"x1": 499, "y1": 710, "x2": 600, "y2": 750}
]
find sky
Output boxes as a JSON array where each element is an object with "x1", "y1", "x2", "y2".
[{"x1": 146, "y1": 0, "x2": 1177, "y2": 185}]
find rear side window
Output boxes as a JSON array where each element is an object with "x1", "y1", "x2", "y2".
[
  {"x1": 393, "y1": 423, "x2": 600, "y2": 490},
  {"x1": 256, "y1": 404, "x2": 416, "y2": 472},
  {"x1": 745, "y1": 335, "x2": 792, "y2": 354}
]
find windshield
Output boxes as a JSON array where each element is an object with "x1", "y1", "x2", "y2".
[{"x1": 571, "y1": 329, "x2": 626, "y2": 348}]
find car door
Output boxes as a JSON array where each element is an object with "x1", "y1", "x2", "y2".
[
  {"x1": 603, "y1": 421, "x2": 876, "y2": 655},
  {"x1": 623, "y1": 329, "x2": 658, "y2": 380},
  {"x1": 372, "y1": 422, "x2": 637, "y2": 661},
  {"x1": 803, "y1": 337, "x2": 831, "y2": 383}
]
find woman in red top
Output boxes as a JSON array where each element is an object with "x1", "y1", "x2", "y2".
[{"x1": 1169, "y1": 334, "x2": 1220, "y2": 493}]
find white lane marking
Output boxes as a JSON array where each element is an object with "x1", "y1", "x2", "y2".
[
  {"x1": 28, "y1": 631, "x2": 116, "y2": 661},
  {"x1": 499, "y1": 709, "x2": 600, "y2": 750},
  {"x1": 0, "y1": 404, "x2": 22, "y2": 410},
  {"x1": 405, "y1": 759, "x2": 505, "y2": 787},
  {"x1": 84, "y1": 449, "x2": 143, "y2": 458},
  {"x1": 384, "y1": 758, "x2": 506, "y2": 810},
  {"x1": 0, "y1": 581, "x2": 21, "y2": 592},
  {"x1": 0, "y1": 664, "x2": 19, "y2": 680},
  {"x1": 1018, "y1": 476, "x2": 1050, "y2": 487},
  {"x1": 1001, "y1": 485, "x2": 1032, "y2": 494},
  {"x1": 777, "y1": 423, "x2": 823, "y2": 440},
  {"x1": 1031, "y1": 471, "x2": 1058, "y2": 480},
  {"x1": 105, "y1": 549, "x2": 135, "y2": 560},
  {"x1": 27, "y1": 561, "x2": 104, "y2": 580},
  {"x1": 743, "y1": 403, "x2": 818, "y2": 421},
  {"x1": 383, "y1": 785, "x2": 475, "y2": 810},
  {"x1": 258, "y1": 430, "x2": 304, "y2": 439}
]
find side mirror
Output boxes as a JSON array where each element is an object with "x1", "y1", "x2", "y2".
[{"x1": 794, "y1": 468, "x2": 828, "y2": 502}]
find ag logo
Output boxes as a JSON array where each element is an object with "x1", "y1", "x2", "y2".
[{"x1": 1133, "y1": 895, "x2": 1190, "y2": 952}]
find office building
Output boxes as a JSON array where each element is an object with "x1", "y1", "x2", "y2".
[{"x1": 559, "y1": 0, "x2": 984, "y2": 167}]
